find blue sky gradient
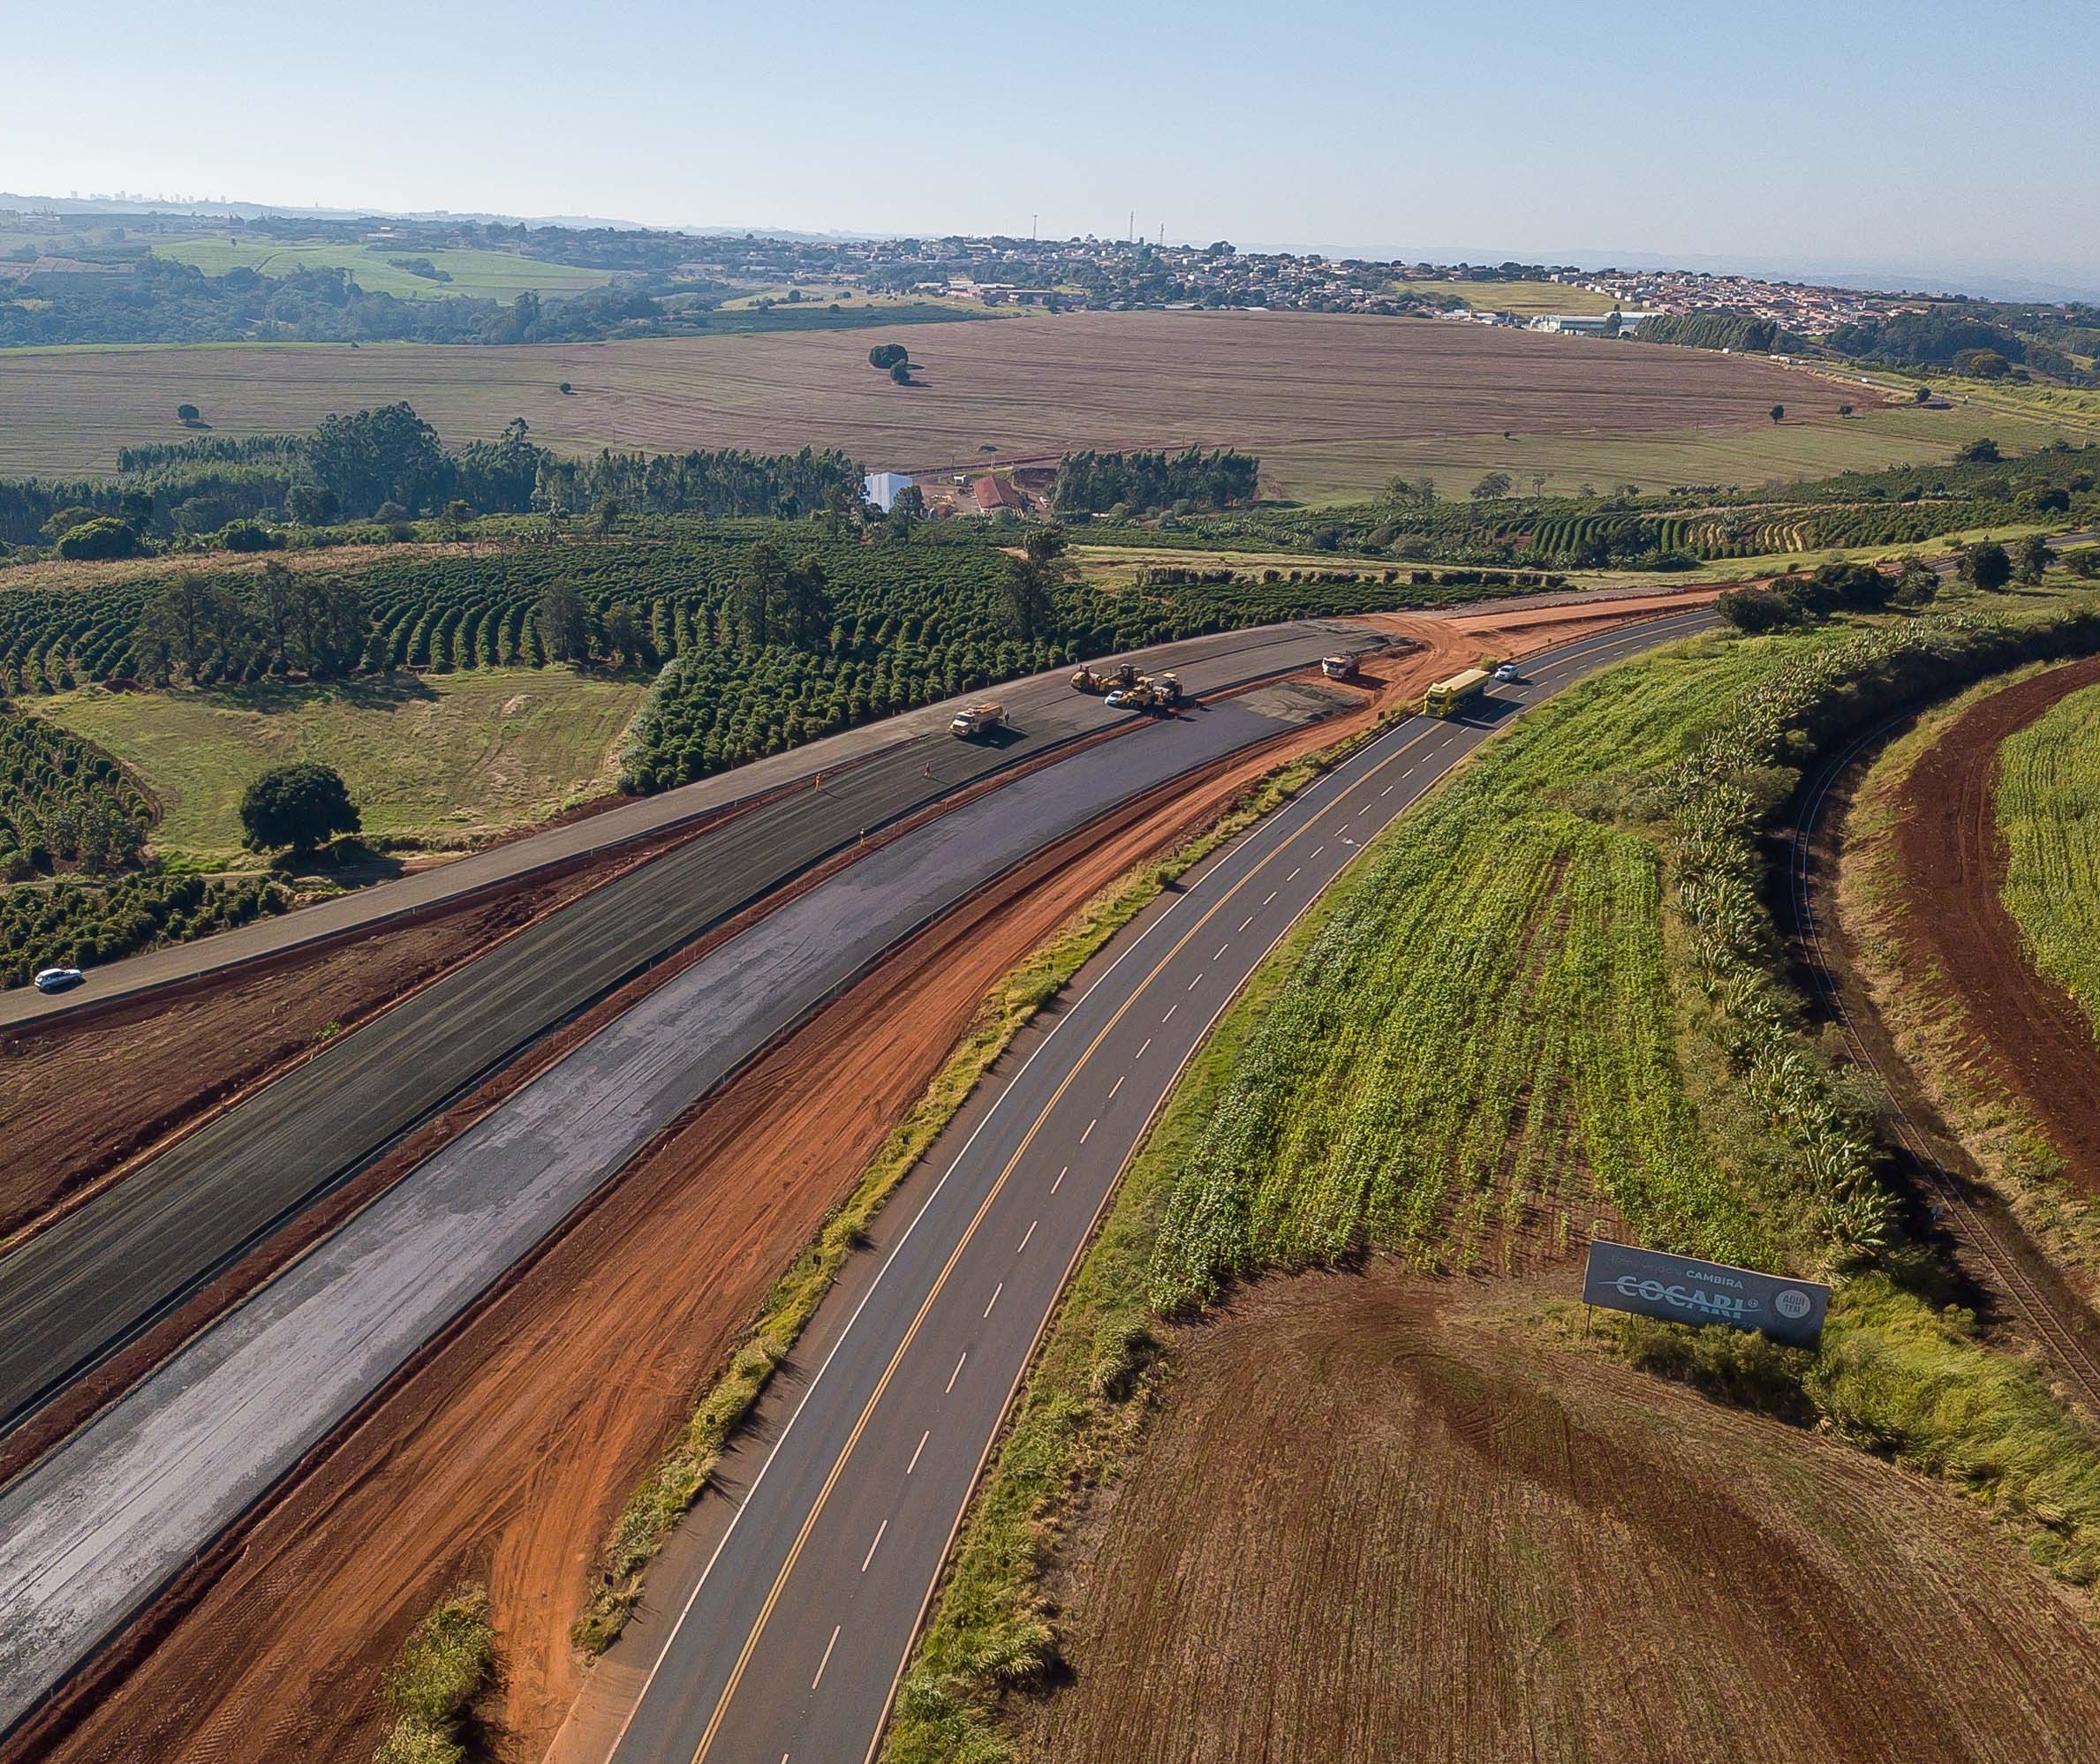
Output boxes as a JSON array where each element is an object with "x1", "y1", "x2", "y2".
[{"x1": 5, "y1": 0, "x2": 2095, "y2": 292}]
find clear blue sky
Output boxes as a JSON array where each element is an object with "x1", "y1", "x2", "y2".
[{"x1": 6, "y1": 0, "x2": 2096, "y2": 292}]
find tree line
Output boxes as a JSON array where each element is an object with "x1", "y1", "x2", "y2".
[
  {"x1": 1051, "y1": 447, "x2": 1259, "y2": 516},
  {"x1": 0, "y1": 409, "x2": 861, "y2": 547}
]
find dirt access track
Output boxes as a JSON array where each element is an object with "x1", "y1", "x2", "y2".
[
  {"x1": 1017, "y1": 1268, "x2": 2100, "y2": 1764},
  {"x1": 1892, "y1": 655, "x2": 2100, "y2": 1197},
  {"x1": 7, "y1": 596, "x2": 1711, "y2": 1764}
]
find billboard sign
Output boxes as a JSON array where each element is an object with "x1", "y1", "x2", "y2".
[{"x1": 1582, "y1": 1240, "x2": 1830, "y2": 1347}]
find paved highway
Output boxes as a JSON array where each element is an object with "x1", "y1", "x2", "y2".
[
  {"x1": 0, "y1": 621, "x2": 1376, "y2": 1436},
  {"x1": 0, "y1": 622, "x2": 1371, "y2": 1030},
  {"x1": 0, "y1": 674, "x2": 1378, "y2": 1731},
  {"x1": 603, "y1": 607, "x2": 1719, "y2": 1764}
]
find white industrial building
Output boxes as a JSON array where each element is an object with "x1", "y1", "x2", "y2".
[{"x1": 863, "y1": 471, "x2": 915, "y2": 512}]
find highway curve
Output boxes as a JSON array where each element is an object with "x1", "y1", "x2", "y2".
[
  {"x1": 0, "y1": 664, "x2": 1388, "y2": 1730},
  {"x1": 600, "y1": 607, "x2": 1719, "y2": 1764},
  {"x1": 0, "y1": 621, "x2": 1371, "y2": 1436}
]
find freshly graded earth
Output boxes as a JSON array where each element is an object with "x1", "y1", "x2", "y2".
[{"x1": 1019, "y1": 1269, "x2": 2100, "y2": 1764}]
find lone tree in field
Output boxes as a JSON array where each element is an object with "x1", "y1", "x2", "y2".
[
  {"x1": 2014, "y1": 532, "x2": 2054, "y2": 585},
  {"x1": 176, "y1": 403, "x2": 203, "y2": 427},
  {"x1": 869, "y1": 343, "x2": 909, "y2": 373},
  {"x1": 1960, "y1": 539, "x2": 2013, "y2": 592},
  {"x1": 1469, "y1": 471, "x2": 1514, "y2": 501},
  {"x1": 240, "y1": 763, "x2": 360, "y2": 855},
  {"x1": 1769, "y1": 404, "x2": 1785, "y2": 424}
]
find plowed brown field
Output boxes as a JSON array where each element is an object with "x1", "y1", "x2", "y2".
[
  {"x1": 1892, "y1": 655, "x2": 2100, "y2": 1197},
  {"x1": 1020, "y1": 1268, "x2": 2100, "y2": 1764},
  {"x1": 8, "y1": 599, "x2": 1703, "y2": 1764},
  {"x1": 0, "y1": 311, "x2": 1863, "y2": 494}
]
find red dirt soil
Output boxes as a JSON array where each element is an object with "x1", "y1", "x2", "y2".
[
  {"x1": 1020, "y1": 1268, "x2": 2100, "y2": 1764},
  {"x1": 1892, "y1": 655, "x2": 2100, "y2": 1197},
  {"x1": 9, "y1": 599, "x2": 1705, "y2": 1764}
]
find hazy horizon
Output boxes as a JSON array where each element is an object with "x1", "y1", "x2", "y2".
[{"x1": 4, "y1": 0, "x2": 2094, "y2": 301}]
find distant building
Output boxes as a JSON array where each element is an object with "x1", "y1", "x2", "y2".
[
  {"x1": 863, "y1": 471, "x2": 915, "y2": 513},
  {"x1": 1529, "y1": 312, "x2": 1658, "y2": 335},
  {"x1": 969, "y1": 475, "x2": 1027, "y2": 516}
]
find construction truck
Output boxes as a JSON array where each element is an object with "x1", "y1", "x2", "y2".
[
  {"x1": 1073, "y1": 660, "x2": 1139, "y2": 694},
  {"x1": 1320, "y1": 653, "x2": 1358, "y2": 681},
  {"x1": 1148, "y1": 671, "x2": 1183, "y2": 707},
  {"x1": 950, "y1": 701, "x2": 1007, "y2": 738},
  {"x1": 1424, "y1": 667, "x2": 1491, "y2": 720}
]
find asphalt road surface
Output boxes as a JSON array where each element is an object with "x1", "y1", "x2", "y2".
[
  {"x1": 0, "y1": 675, "x2": 1377, "y2": 1732},
  {"x1": 0, "y1": 622, "x2": 1377, "y2": 1436},
  {"x1": 604, "y1": 607, "x2": 1719, "y2": 1764},
  {"x1": 0, "y1": 622, "x2": 1371, "y2": 1030}
]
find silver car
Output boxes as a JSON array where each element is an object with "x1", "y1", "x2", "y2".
[{"x1": 34, "y1": 966, "x2": 85, "y2": 994}]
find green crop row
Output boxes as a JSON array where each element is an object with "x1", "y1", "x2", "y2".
[
  {"x1": 0, "y1": 706, "x2": 155, "y2": 879},
  {"x1": 0, "y1": 871, "x2": 288, "y2": 988},
  {"x1": 1996, "y1": 679, "x2": 2100, "y2": 1036}
]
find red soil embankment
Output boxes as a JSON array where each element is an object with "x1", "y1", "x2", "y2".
[{"x1": 1892, "y1": 655, "x2": 2100, "y2": 1196}]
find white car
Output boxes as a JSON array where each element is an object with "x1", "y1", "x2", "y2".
[
  {"x1": 1103, "y1": 689, "x2": 1133, "y2": 708},
  {"x1": 1492, "y1": 663, "x2": 1523, "y2": 683},
  {"x1": 34, "y1": 966, "x2": 85, "y2": 994}
]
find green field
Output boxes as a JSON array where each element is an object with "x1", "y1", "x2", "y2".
[
  {"x1": 1999, "y1": 682, "x2": 2100, "y2": 1037},
  {"x1": 150, "y1": 237, "x2": 615, "y2": 302},
  {"x1": 38, "y1": 668, "x2": 646, "y2": 862},
  {"x1": 1399, "y1": 279, "x2": 1620, "y2": 317},
  {"x1": 888, "y1": 607, "x2": 2100, "y2": 1761}
]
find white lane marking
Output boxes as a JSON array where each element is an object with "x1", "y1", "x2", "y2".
[
  {"x1": 1135, "y1": 1037, "x2": 1151, "y2": 1059},
  {"x1": 1310, "y1": 846, "x2": 1326, "y2": 858},
  {"x1": 1286, "y1": 867, "x2": 1301, "y2": 881},
  {"x1": 1187, "y1": 973, "x2": 1204, "y2": 991},
  {"x1": 1018, "y1": 1219, "x2": 1038, "y2": 1253},
  {"x1": 907, "y1": 1430, "x2": 930, "y2": 1474},
  {"x1": 1261, "y1": 891, "x2": 1277, "y2": 906},
  {"x1": 862, "y1": 1519, "x2": 889, "y2": 1572},
  {"x1": 1381, "y1": 785, "x2": 1394, "y2": 796},
  {"x1": 1237, "y1": 916, "x2": 1255, "y2": 932},
  {"x1": 1162, "y1": 1003, "x2": 1178, "y2": 1023},
  {"x1": 1108, "y1": 1074, "x2": 1124, "y2": 1099},
  {"x1": 1080, "y1": 1117, "x2": 1097, "y2": 1143},
  {"x1": 1214, "y1": 944, "x2": 1230, "y2": 961},
  {"x1": 1052, "y1": 1166, "x2": 1066, "y2": 1194},
  {"x1": 947, "y1": 1353, "x2": 967, "y2": 1394},
  {"x1": 984, "y1": 1283, "x2": 1002, "y2": 1318},
  {"x1": 812, "y1": 1624, "x2": 842, "y2": 1689}
]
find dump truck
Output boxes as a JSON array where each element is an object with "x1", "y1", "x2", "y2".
[
  {"x1": 1424, "y1": 667, "x2": 1492, "y2": 719},
  {"x1": 950, "y1": 701, "x2": 1007, "y2": 738},
  {"x1": 1320, "y1": 653, "x2": 1358, "y2": 681}
]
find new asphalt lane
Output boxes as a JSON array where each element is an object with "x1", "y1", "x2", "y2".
[
  {"x1": 603, "y1": 606, "x2": 1719, "y2": 1764},
  {"x1": 0, "y1": 655, "x2": 1384, "y2": 1731},
  {"x1": 0, "y1": 621, "x2": 1373, "y2": 1436}
]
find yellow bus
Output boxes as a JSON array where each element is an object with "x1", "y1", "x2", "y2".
[{"x1": 1424, "y1": 667, "x2": 1492, "y2": 719}]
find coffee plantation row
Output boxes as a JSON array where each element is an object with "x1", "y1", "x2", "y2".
[
  {"x1": 0, "y1": 525, "x2": 1464, "y2": 795},
  {"x1": 0, "y1": 871, "x2": 289, "y2": 991}
]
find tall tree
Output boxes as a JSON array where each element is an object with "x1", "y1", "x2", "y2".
[{"x1": 537, "y1": 580, "x2": 589, "y2": 662}]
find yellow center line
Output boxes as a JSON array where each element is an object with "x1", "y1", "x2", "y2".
[
  {"x1": 683, "y1": 712, "x2": 1453, "y2": 1763},
  {"x1": 680, "y1": 612, "x2": 1713, "y2": 1760}
]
